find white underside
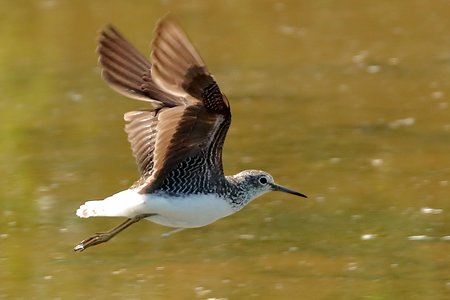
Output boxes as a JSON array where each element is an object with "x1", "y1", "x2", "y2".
[{"x1": 76, "y1": 189, "x2": 236, "y2": 228}]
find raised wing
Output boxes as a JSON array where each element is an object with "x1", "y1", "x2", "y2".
[
  {"x1": 98, "y1": 18, "x2": 231, "y2": 194},
  {"x1": 151, "y1": 18, "x2": 230, "y2": 111},
  {"x1": 98, "y1": 25, "x2": 181, "y2": 180},
  {"x1": 98, "y1": 25, "x2": 182, "y2": 107}
]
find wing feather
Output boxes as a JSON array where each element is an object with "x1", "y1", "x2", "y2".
[
  {"x1": 98, "y1": 18, "x2": 232, "y2": 194},
  {"x1": 98, "y1": 26, "x2": 183, "y2": 107}
]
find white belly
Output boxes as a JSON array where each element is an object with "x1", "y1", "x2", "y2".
[
  {"x1": 144, "y1": 193, "x2": 235, "y2": 228},
  {"x1": 76, "y1": 189, "x2": 236, "y2": 228}
]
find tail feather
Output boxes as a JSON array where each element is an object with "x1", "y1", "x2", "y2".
[
  {"x1": 76, "y1": 200, "x2": 115, "y2": 218},
  {"x1": 76, "y1": 190, "x2": 147, "y2": 218}
]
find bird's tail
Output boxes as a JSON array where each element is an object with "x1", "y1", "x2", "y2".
[
  {"x1": 76, "y1": 189, "x2": 146, "y2": 218},
  {"x1": 76, "y1": 200, "x2": 115, "y2": 218}
]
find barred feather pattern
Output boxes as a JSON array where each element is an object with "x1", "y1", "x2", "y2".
[
  {"x1": 152, "y1": 153, "x2": 250, "y2": 210},
  {"x1": 125, "y1": 110, "x2": 159, "y2": 178}
]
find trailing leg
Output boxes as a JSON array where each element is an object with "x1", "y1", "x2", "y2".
[{"x1": 73, "y1": 213, "x2": 155, "y2": 252}]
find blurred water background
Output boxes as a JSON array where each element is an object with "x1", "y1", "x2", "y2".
[{"x1": 0, "y1": 0, "x2": 449, "y2": 299}]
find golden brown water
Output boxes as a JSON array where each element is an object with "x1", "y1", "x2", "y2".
[{"x1": 1, "y1": 1, "x2": 449, "y2": 299}]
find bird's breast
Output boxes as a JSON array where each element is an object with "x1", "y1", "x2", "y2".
[{"x1": 143, "y1": 193, "x2": 235, "y2": 228}]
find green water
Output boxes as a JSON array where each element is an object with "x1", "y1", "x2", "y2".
[{"x1": 1, "y1": 1, "x2": 449, "y2": 299}]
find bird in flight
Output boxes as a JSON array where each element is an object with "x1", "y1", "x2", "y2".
[{"x1": 74, "y1": 17, "x2": 307, "y2": 252}]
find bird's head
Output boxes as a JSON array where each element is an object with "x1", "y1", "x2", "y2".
[{"x1": 232, "y1": 170, "x2": 307, "y2": 203}]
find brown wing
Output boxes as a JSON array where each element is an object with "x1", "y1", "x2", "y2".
[
  {"x1": 98, "y1": 25, "x2": 183, "y2": 107},
  {"x1": 138, "y1": 17, "x2": 232, "y2": 193},
  {"x1": 98, "y1": 18, "x2": 231, "y2": 194},
  {"x1": 124, "y1": 110, "x2": 158, "y2": 177},
  {"x1": 99, "y1": 25, "x2": 185, "y2": 177},
  {"x1": 151, "y1": 18, "x2": 230, "y2": 112}
]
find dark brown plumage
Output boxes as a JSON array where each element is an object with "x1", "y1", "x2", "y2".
[{"x1": 97, "y1": 18, "x2": 231, "y2": 194}]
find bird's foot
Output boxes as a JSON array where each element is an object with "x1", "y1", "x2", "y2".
[{"x1": 73, "y1": 232, "x2": 112, "y2": 252}]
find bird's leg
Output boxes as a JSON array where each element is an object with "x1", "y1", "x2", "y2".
[{"x1": 73, "y1": 213, "x2": 155, "y2": 252}]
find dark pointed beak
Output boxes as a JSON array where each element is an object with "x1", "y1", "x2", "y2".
[{"x1": 271, "y1": 183, "x2": 307, "y2": 198}]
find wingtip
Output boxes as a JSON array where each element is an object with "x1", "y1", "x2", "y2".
[
  {"x1": 153, "y1": 14, "x2": 186, "y2": 44},
  {"x1": 98, "y1": 24, "x2": 116, "y2": 42},
  {"x1": 101, "y1": 24, "x2": 119, "y2": 34},
  {"x1": 97, "y1": 24, "x2": 123, "y2": 47},
  {"x1": 155, "y1": 13, "x2": 177, "y2": 28}
]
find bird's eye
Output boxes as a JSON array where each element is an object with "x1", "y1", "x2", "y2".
[{"x1": 259, "y1": 176, "x2": 268, "y2": 184}]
